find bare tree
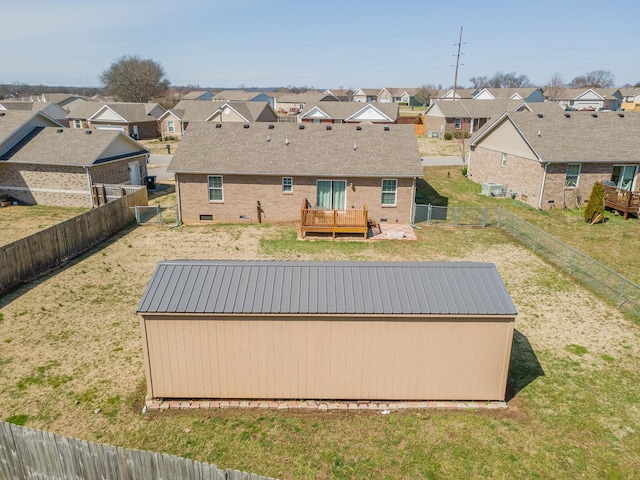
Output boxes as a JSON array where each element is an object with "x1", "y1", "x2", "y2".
[
  {"x1": 414, "y1": 84, "x2": 438, "y2": 106},
  {"x1": 470, "y1": 72, "x2": 533, "y2": 89},
  {"x1": 545, "y1": 72, "x2": 565, "y2": 100},
  {"x1": 100, "y1": 55, "x2": 170, "y2": 102},
  {"x1": 568, "y1": 70, "x2": 615, "y2": 89},
  {"x1": 453, "y1": 131, "x2": 469, "y2": 165}
]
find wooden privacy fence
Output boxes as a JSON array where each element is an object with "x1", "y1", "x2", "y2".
[
  {"x1": 0, "y1": 186, "x2": 148, "y2": 295},
  {"x1": 0, "y1": 421, "x2": 277, "y2": 480}
]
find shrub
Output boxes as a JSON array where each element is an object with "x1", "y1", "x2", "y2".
[
  {"x1": 584, "y1": 182, "x2": 605, "y2": 223},
  {"x1": 444, "y1": 132, "x2": 453, "y2": 140}
]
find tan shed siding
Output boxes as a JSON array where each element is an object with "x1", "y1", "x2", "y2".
[
  {"x1": 142, "y1": 315, "x2": 514, "y2": 401},
  {"x1": 89, "y1": 157, "x2": 146, "y2": 185},
  {"x1": 476, "y1": 120, "x2": 538, "y2": 160},
  {"x1": 177, "y1": 174, "x2": 414, "y2": 224}
]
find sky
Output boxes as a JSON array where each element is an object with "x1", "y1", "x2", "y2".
[{"x1": 3, "y1": 0, "x2": 639, "y2": 90}]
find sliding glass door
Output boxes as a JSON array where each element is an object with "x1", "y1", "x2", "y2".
[
  {"x1": 316, "y1": 180, "x2": 346, "y2": 210},
  {"x1": 611, "y1": 165, "x2": 637, "y2": 191}
]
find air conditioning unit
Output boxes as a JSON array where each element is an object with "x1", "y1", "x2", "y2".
[
  {"x1": 428, "y1": 131, "x2": 439, "y2": 138},
  {"x1": 482, "y1": 182, "x2": 503, "y2": 196}
]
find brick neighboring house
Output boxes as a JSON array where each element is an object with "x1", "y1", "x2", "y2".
[
  {"x1": 473, "y1": 87, "x2": 546, "y2": 102},
  {"x1": 299, "y1": 102, "x2": 399, "y2": 124},
  {"x1": 467, "y1": 110, "x2": 640, "y2": 210},
  {"x1": 67, "y1": 102, "x2": 166, "y2": 139},
  {"x1": 158, "y1": 100, "x2": 278, "y2": 139},
  {"x1": 0, "y1": 111, "x2": 149, "y2": 207},
  {"x1": 424, "y1": 99, "x2": 562, "y2": 137},
  {"x1": 168, "y1": 122, "x2": 423, "y2": 225},
  {"x1": 544, "y1": 88, "x2": 622, "y2": 111}
]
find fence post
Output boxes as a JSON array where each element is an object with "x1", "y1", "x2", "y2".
[
  {"x1": 454, "y1": 207, "x2": 459, "y2": 226},
  {"x1": 157, "y1": 204, "x2": 162, "y2": 225},
  {"x1": 427, "y1": 204, "x2": 432, "y2": 224},
  {"x1": 618, "y1": 279, "x2": 626, "y2": 307},
  {"x1": 569, "y1": 250, "x2": 575, "y2": 274},
  {"x1": 481, "y1": 207, "x2": 487, "y2": 227}
]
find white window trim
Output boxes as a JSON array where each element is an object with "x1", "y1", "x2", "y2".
[
  {"x1": 167, "y1": 120, "x2": 175, "y2": 133},
  {"x1": 282, "y1": 177, "x2": 293, "y2": 194},
  {"x1": 381, "y1": 178, "x2": 398, "y2": 207},
  {"x1": 454, "y1": 118, "x2": 462, "y2": 130},
  {"x1": 74, "y1": 119, "x2": 81, "y2": 128},
  {"x1": 565, "y1": 164, "x2": 581, "y2": 188},
  {"x1": 208, "y1": 175, "x2": 224, "y2": 203},
  {"x1": 501, "y1": 153, "x2": 507, "y2": 167}
]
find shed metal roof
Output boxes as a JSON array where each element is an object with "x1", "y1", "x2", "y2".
[{"x1": 138, "y1": 261, "x2": 517, "y2": 316}]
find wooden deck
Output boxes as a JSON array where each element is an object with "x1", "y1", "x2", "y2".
[
  {"x1": 300, "y1": 198, "x2": 369, "y2": 239},
  {"x1": 603, "y1": 184, "x2": 640, "y2": 219}
]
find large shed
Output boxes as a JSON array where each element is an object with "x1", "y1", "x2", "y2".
[{"x1": 137, "y1": 260, "x2": 517, "y2": 401}]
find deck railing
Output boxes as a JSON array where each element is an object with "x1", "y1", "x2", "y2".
[
  {"x1": 300, "y1": 198, "x2": 369, "y2": 238},
  {"x1": 603, "y1": 184, "x2": 640, "y2": 219}
]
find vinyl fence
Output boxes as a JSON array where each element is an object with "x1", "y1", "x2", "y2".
[
  {"x1": 0, "y1": 421, "x2": 277, "y2": 480},
  {"x1": 414, "y1": 204, "x2": 640, "y2": 318},
  {"x1": 0, "y1": 186, "x2": 148, "y2": 295}
]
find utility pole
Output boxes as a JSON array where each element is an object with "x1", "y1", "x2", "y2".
[{"x1": 452, "y1": 26, "x2": 464, "y2": 101}]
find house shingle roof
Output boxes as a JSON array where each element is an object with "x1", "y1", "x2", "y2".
[
  {"x1": 168, "y1": 122, "x2": 422, "y2": 177},
  {"x1": 0, "y1": 127, "x2": 148, "y2": 166},
  {"x1": 301, "y1": 101, "x2": 399, "y2": 120},
  {"x1": 471, "y1": 110, "x2": 640, "y2": 162},
  {"x1": 170, "y1": 100, "x2": 274, "y2": 122},
  {"x1": 137, "y1": 260, "x2": 518, "y2": 316},
  {"x1": 67, "y1": 102, "x2": 163, "y2": 121}
]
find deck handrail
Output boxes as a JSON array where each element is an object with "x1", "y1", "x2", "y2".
[{"x1": 300, "y1": 197, "x2": 369, "y2": 238}]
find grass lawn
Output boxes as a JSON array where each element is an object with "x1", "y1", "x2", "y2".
[
  {"x1": 1, "y1": 174, "x2": 640, "y2": 478},
  {"x1": 0, "y1": 204, "x2": 88, "y2": 246}
]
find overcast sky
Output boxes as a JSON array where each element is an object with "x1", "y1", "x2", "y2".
[{"x1": 3, "y1": 0, "x2": 639, "y2": 90}]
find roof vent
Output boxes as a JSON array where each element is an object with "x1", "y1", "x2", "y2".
[
  {"x1": 85, "y1": 130, "x2": 92, "y2": 134},
  {"x1": 267, "y1": 135, "x2": 270, "y2": 142},
  {"x1": 618, "y1": 113, "x2": 625, "y2": 118},
  {"x1": 268, "y1": 124, "x2": 275, "y2": 129},
  {"x1": 299, "y1": 124, "x2": 305, "y2": 129},
  {"x1": 356, "y1": 125, "x2": 362, "y2": 131},
  {"x1": 591, "y1": 113, "x2": 598, "y2": 118},
  {"x1": 326, "y1": 125, "x2": 332, "y2": 130},
  {"x1": 537, "y1": 113, "x2": 543, "y2": 118},
  {"x1": 285, "y1": 138, "x2": 289, "y2": 146},
  {"x1": 353, "y1": 143, "x2": 357, "y2": 151},
  {"x1": 564, "y1": 113, "x2": 571, "y2": 118},
  {"x1": 384, "y1": 126, "x2": 390, "y2": 131},
  {"x1": 215, "y1": 123, "x2": 222, "y2": 128},
  {"x1": 56, "y1": 128, "x2": 64, "y2": 133},
  {"x1": 244, "y1": 124, "x2": 250, "y2": 128},
  {"x1": 0, "y1": 112, "x2": 5, "y2": 117}
]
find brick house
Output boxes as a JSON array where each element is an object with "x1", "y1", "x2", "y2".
[
  {"x1": 67, "y1": 102, "x2": 165, "y2": 139},
  {"x1": 0, "y1": 111, "x2": 149, "y2": 207},
  {"x1": 168, "y1": 122, "x2": 423, "y2": 225},
  {"x1": 299, "y1": 102, "x2": 398, "y2": 124},
  {"x1": 467, "y1": 110, "x2": 640, "y2": 210}
]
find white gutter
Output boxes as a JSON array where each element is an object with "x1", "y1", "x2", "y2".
[
  {"x1": 538, "y1": 162, "x2": 549, "y2": 210},
  {"x1": 85, "y1": 166, "x2": 95, "y2": 208}
]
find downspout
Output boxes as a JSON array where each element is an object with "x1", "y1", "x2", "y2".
[
  {"x1": 409, "y1": 176, "x2": 422, "y2": 230},
  {"x1": 538, "y1": 162, "x2": 549, "y2": 210},
  {"x1": 170, "y1": 172, "x2": 182, "y2": 228},
  {"x1": 85, "y1": 166, "x2": 95, "y2": 208}
]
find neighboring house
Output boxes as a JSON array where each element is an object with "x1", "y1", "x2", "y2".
[
  {"x1": 274, "y1": 92, "x2": 326, "y2": 115},
  {"x1": 545, "y1": 88, "x2": 622, "y2": 111},
  {"x1": 352, "y1": 88, "x2": 380, "y2": 103},
  {"x1": 158, "y1": 100, "x2": 278, "y2": 139},
  {"x1": 180, "y1": 90, "x2": 215, "y2": 101},
  {"x1": 138, "y1": 260, "x2": 517, "y2": 402},
  {"x1": 0, "y1": 101, "x2": 70, "y2": 126},
  {"x1": 423, "y1": 99, "x2": 562, "y2": 136},
  {"x1": 299, "y1": 102, "x2": 399, "y2": 124},
  {"x1": 212, "y1": 90, "x2": 260, "y2": 102},
  {"x1": 67, "y1": 102, "x2": 166, "y2": 139},
  {"x1": 0, "y1": 111, "x2": 149, "y2": 207},
  {"x1": 619, "y1": 88, "x2": 640, "y2": 111},
  {"x1": 467, "y1": 110, "x2": 640, "y2": 210},
  {"x1": 322, "y1": 89, "x2": 354, "y2": 101},
  {"x1": 39, "y1": 93, "x2": 92, "y2": 113},
  {"x1": 168, "y1": 122, "x2": 422, "y2": 226},
  {"x1": 436, "y1": 88, "x2": 477, "y2": 101},
  {"x1": 473, "y1": 88, "x2": 545, "y2": 102}
]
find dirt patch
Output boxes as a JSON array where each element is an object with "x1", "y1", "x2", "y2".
[{"x1": 416, "y1": 136, "x2": 461, "y2": 157}]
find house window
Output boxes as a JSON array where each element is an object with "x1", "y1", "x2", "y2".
[
  {"x1": 74, "y1": 119, "x2": 81, "y2": 128},
  {"x1": 208, "y1": 175, "x2": 223, "y2": 202},
  {"x1": 501, "y1": 153, "x2": 507, "y2": 167},
  {"x1": 316, "y1": 180, "x2": 346, "y2": 210},
  {"x1": 611, "y1": 165, "x2": 637, "y2": 191},
  {"x1": 381, "y1": 179, "x2": 398, "y2": 206},
  {"x1": 454, "y1": 118, "x2": 462, "y2": 130},
  {"x1": 168, "y1": 120, "x2": 175, "y2": 133},
  {"x1": 282, "y1": 177, "x2": 293, "y2": 193},
  {"x1": 565, "y1": 164, "x2": 581, "y2": 187}
]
